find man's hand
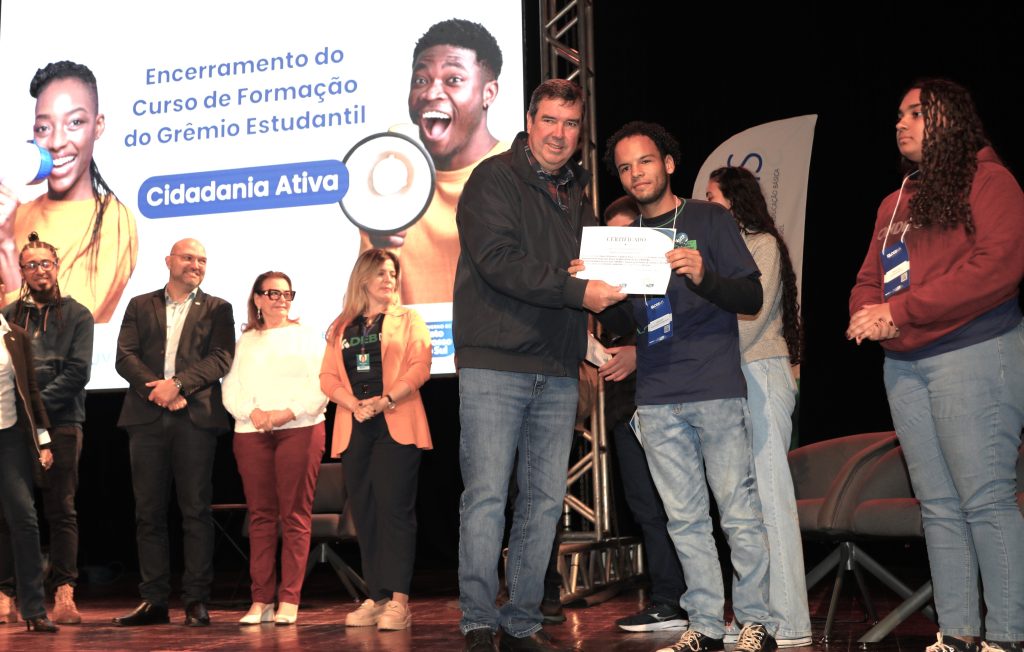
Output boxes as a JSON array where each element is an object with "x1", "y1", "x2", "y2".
[
  {"x1": 568, "y1": 258, "x2": 585, "y2": 276},
  {"x1": 598, "y1": 345, "x2": 636, "y2": 382},
  {"x1": 168, "y1": 396, "x2": 188, "y2": 411},
  {"x1": 146, "y1": 378, "x2": 181, "y2": 408},
  {"x1": 582, "y1": 280, "x2": 626, "y2": 313},
  {"x1": 39, "y1": 448, "x2": 54, "y2": 470},
  {"x1": 666, "y1": 247, "x2": 704, "y2": 285}
]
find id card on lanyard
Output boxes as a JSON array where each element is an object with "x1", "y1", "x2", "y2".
[{"x1": 881, "y1": 242, "x2": 910, "y2": 298}]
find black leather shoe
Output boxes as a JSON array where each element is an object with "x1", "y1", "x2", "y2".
[
  {"x1": 499, "y1": 629, "x2": 569, "y2": 652},
  {"x1": 184, "y1": 601, "x2": 210, "y2": 627},
  {"x1": 465, "y1": 627, "x2": 497, "y2": 652},
  {"x1": 112, "y1": 601, "x2": 170, "y2": 626},
  {"x1": 25, "y1": 616, "x2": 59, "y2": 633}
]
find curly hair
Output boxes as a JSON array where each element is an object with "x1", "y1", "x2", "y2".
[
  {"x1": 709, "y1": 166, "x2": 803, "y2": 364},
  {"x1": 413, "y1": 19, "x2": 503, "y2": 80},
  {"x1": 904, "y1": 79, "x2": 990, "y2": 234},
  {"x1": 603, "y1": 121, "x2": 681, "y2": 176},
  {"x1": 30, "y1": 60, "x2": 118, "y2": 280}
]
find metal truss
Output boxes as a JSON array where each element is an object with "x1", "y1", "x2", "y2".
[{"x1": 537, "y1": 0, "x2": 644, "y2": 602}]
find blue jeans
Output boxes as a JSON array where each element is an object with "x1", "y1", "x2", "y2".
[
  {"x1": 636, "y1": 398, "x2": 773, "y2": 637},
  {"x1": 883, "y1": 321, "x2": 1024, "y2": 641},
  {"x1": 458, "y1": 368, "x2": 577, "y2": 637},
  {"x1": 742, "y1": 358, "x2": 811, "y2": 639}
]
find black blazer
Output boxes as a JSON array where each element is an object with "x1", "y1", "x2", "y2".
[{"x1": 115, "y1": 287, "x2": 235, "y2": 430}]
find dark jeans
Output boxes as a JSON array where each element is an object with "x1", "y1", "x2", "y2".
[
  {"x1": 0, "y1": 425, "x2": 46, "y2": 619},
  {"x1": 0, "y1": 425, "x2": 82, "y2": 594},
  {"x1": 128, "y1": 412, "x2": 218, "y2": 606},
  {"x1": 611, "y1": 420, "x2": 686, "y2": 607},
  {"x1": 340, "y1": 414, "x2": 422, "y2": 600}
]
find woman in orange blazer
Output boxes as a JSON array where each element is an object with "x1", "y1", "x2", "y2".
[{"x1": 320, "y1": 248, "x2": 431, "y2": 632}]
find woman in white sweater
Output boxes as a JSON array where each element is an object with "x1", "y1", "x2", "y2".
[
  {"x1": 222, "y1": 271, "x2": 327, "y2": 626},
  {"x1": 707, "y1": 166, "x2": 810, "y2": 647}
]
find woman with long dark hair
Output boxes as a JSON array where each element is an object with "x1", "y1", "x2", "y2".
[
  {"x1": 222, "y1": 271, "x2": 328, "y2": 625},
  {"x1": 848, "y1": 79, "x2": 1024, "y2": 652},
  {"x1": 707, "y1": 166, "x2": 810, "y2": 647},
  {"x1": 0, "y1": 60, "x2": 137, "y2": 323},
  {"x1": 320, "y1": 248, "x2": 431, "y2": 632}
]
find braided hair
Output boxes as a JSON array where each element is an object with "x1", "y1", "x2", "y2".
[
  {"x1": 14, "y1": 232, "x2": 63, "y2": 328},
  {"x1": 30, "y1": 60, "x2": 117, "y2": 279}
]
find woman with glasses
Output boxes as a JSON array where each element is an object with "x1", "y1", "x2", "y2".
[
  {"x1": 222, "y1": 271, "x2": 327, "y2": 626},
  {"x1": 320, "y1": 248, "x2": 431, "y2": 631}
]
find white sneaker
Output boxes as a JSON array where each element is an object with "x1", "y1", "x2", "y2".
[
  {"x1": 724, "y1": 621, "x2": 811, "y2": 648},
  {"x1": 345, "y1": 599, "x2": 386, "y2": 627},
  {"x1": 239, "y1": 602, "x2": 274, "y2": 625},
  {"x1": 377, "y1": 601, "x2": 411, "y2": 631}
]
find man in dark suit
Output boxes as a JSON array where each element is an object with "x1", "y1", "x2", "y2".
[{"x1": 112, "y1": 238, "x2": 234, "y2": 627}]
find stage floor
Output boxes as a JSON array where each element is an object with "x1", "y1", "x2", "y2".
[{"x1": 0, "y1": 571, "x2": 938, "y2": 652}]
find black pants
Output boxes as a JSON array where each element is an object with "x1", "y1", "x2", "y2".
[
  {"x1": 0, "y1": 425, "x2": 47, "y2": 619},
  {"x1": 128, "y1": 412, "x2": 218, "y2": 605},
  {"x1": 340, "y1": 415, "x2": 422, "y2": 600},
  {"x1": 0, "y1": 424, "x2": 82, "y2": 595},
  {"x1": 611, "y1": 420, "x2": 686, "y2": 606}
]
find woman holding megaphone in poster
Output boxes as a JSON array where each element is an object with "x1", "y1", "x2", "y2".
[{"x1": 0, "y1": 60, "x2": 137, "y2": 324}]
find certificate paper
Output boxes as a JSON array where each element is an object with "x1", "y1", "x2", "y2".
[{"x1": 577, "y1": 226, "x2": 673, "y2": 295}]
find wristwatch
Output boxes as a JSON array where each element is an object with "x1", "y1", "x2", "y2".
[
  {"x1": 172, "y1": 376, "x2": 184, "y2": 393},
  {"x1": 385, "y1": 394, "x2": 397, "y2": 410}
]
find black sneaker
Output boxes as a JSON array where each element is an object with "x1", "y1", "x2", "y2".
[
  {"x1": 927, "y1": 635, "x2": 981, "y2": 652},
  {"x1": 734, "y1": 624, "x2": 778, "y2": 652},
  {"x1": 656, "y1": 629, "x2": 724, "y2": 652},
  {"x1": 615, "y1": 602, "x2": 689, "y2": 632}
]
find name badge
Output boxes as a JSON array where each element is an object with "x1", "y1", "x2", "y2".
[
  {"x1": 881, "y1": 242, "x2": 910, "y2": 298},
  {"x1": 356, "y1": 352, "x2": 370, "y2": 372},
  {"x1": 645, "y1": 296, "x2": 673, "y2": 346}
]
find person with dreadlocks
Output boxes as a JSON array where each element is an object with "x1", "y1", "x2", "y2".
[
  {"x1": 0, "y1": 60, "x2": 138, "y2": 324},
  {"x1": 848, "y1": 80, "x2": 1024, "y2": 652},
  {"x1": 0, "y1": 232, "x2": 93, "y2": 626},
  {"x1": 706, "y1": 167, "x2": 810, "y2": 648}
]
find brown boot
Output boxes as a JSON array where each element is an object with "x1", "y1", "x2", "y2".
[
  {"x1": 0, "y1": 592, "x2": 16, "y2": 623},
  {"x1": 53, "y1": 585, "x2": 82, "y2": 624}
]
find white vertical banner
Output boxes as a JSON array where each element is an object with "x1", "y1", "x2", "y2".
[{"x1": 691, "y1": 115, "x2": 817, "y2": 301}]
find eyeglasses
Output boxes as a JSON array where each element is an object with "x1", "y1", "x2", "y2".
[
  {"x1": 256, "y1": 289, "x2": 296, "y2": 301},
  {"x1": 21, "y1": 260, "x2": 57, "y2": 271}
]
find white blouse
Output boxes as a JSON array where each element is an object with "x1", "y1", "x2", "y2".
[{"x1": 222, "y1": 322, "x2": 328, "y2": 433}]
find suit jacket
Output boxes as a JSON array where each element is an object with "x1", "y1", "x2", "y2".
[
  {"x1": 2, "y1": 317, "x2": 51, "y2": 455},
  {"x1": 115, "y1": 287, "x2": 235, "y2": 430},
  {"x1": 320, "y1": 305, "x2": 431, "y2": 456}
]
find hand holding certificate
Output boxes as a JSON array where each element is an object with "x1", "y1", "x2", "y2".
[{"x1": 576, "y1": 226, "x2": 675, "y2": 294}]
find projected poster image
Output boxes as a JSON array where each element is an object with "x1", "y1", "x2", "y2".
[
  {"x1": 0, "y1": 63, "x2": 138, "y2": 324},
  {"x1": 0, "y1": 1, "x2": 526, "y2": 386}
]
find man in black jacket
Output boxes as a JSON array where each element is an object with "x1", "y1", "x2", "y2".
[
  {"x1": 454, "y1": 79, "x2": 624, "y2": 652},
  {"x1": 0, "y1": 234, "x2": 92, "y2": 625},
  {"x1": 113, "y1": 238, "x2": 234, "y2": 628}
]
